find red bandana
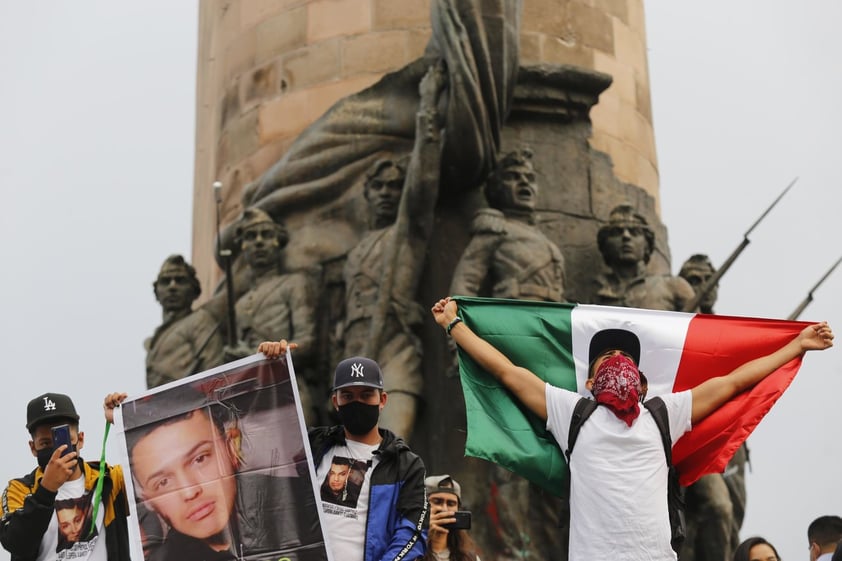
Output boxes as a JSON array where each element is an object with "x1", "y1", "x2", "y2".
[{"x1": 591, "y1": 354, "x2": 642, "y2": 427}]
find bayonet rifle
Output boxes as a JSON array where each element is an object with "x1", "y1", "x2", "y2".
[
  {"x1": 682, "y1": 177, "x2": 798, "y2": 313},
  {"x1": 787, "y1": 255, "x2": 842, "y2": 320}
]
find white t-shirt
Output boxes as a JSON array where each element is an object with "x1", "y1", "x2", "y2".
[
  {"x1": 314, "y1": 439, "x2": 381, "y2": 561},
  {"x1": 545, "y1": 384, "x2": 692, "y2": 561},
  {"x1": 36, "y1": 475, "x2": 107, "y2": 561}
]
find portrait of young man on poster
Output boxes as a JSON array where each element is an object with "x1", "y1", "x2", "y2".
[{"x1": 116, "y1": 356, "x2": 329, "y2": 561}]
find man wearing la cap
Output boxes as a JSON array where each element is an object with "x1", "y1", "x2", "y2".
[
  {"x1": 258, "y1": 343, "x2": 428, "y2": 561},
  {"x1": 424, "y1": 475, "x2": 480, "y2": 561},
  {"x1": 0, "y1": 392, "x2": 130, "y2": 561},
  {"x1": 431, "y1": 296, "x2": 834, "y2": 561}
]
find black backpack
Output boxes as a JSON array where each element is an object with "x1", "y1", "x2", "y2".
[{"x1": 560, "y1": 396, "x2": 686, "y2": 553}]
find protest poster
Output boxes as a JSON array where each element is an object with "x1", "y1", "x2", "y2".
[{"x1": 114, "y1": 354, "x2": 330, "y2": 561}]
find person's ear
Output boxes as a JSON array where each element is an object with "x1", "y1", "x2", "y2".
[
  {"x1": 29, "y1": 440, "x2": 36, "y2": 457},
  {"x1": 379, "y1": 391, "x2": 388, "y2": 411},
  {"x1": 76, "y1": 431, "x2": 85, "y2": 452},
  {"x1": 809, "y1": 542, "x2": 820, "y2": 561},
  {"x1": 331, "y1": 393, "x2": 339, "y2": 411},
  {"x1": 585, "y1": 378, "x2": 594, "y2": 392}
]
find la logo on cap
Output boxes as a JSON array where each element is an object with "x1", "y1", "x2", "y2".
[
  {"x1": 351, "y1": 363, "x2": 365, "y2": 378},
  {"x1": 43, "y1": 396, "x2": 57, "y2": 411}
]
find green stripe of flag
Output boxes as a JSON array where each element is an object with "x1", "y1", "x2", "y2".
[{"x1": 456, "y1": 296, "x2": 577, "y2": 495}]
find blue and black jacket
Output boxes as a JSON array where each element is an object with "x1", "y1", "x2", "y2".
[{"x1": 309, "y1": 426, "x2": 427, "y2": 561}]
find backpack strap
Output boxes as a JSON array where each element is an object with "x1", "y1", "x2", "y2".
[
  {"x1": 559, "y1": 397, "x2": 597, "y2": 533},
  {"x1": 643, "y1": 396, "x2": 672, "y2": 464},
  {"x1": 643, "y1": 396, "x2": 686, "y2": 553},
  {"x1": 567, "y1": 397, "x2": 598, "y2": 460}
]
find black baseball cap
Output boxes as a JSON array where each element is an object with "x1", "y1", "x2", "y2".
[
  {"x1": 332, "y1": 356, "x2": 384, "y2": 391},
  {"x1": 26, "y1": 393, "x2": 79, "y2": 432},
  {"x1": 588, "y1": 329, "x2": 641, "y2": 366}
]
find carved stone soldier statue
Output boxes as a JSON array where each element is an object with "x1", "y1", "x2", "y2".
[
  {"x1": 450, "y1": 146, "x2": 568, "y2": 561},
  {"x1": 229, "y1": 208, "x2": 320, "y2": 422},
  {"x1": 592, "y1": 204, "x2": 695, "y2": 311},
  {"x1": 342, "y1": 63, "x2": 447, "y2": 442},
  {"x1": 679, "y1": 253, "x2": 718, "y2": 315},
  {"x1": 145, "y1": 255, "x2": 223, "y2": 388},
  {"x1": 450, "y1": 147, "x2": 566, "y2": 302},
  {"x1": 678, "y1": 253, "x2": 748, "y2": 561}
]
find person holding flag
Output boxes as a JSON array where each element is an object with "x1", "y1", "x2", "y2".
[{"x1": 431, "y1": 296, "x2": 833, "y2": 561}]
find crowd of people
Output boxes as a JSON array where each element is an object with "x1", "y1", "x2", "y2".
[{"x1": 0, "y1": 299, "x2": 835, "y2": 561}]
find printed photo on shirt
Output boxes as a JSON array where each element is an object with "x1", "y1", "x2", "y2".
[
  {"x1": 115, "y1": 355, "x2": 330, "y2": 561},
  {"x1": 55, "y1": 493, "x2": 97, "y2": 555},
  {"x1": 320, "y1": 456, "x2": 368, "y2": 508}
]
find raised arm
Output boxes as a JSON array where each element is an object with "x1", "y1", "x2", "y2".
[
  {"x1": 691, "y1": 321, "x2": 833, "y2": 424},
  {"x1": 431, "y1": 297, "x2": 548, "y2": 420}
]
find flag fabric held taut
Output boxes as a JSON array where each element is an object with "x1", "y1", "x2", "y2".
[{"x1": 454, "y1": 296, "x2": 808, "y2": 492}]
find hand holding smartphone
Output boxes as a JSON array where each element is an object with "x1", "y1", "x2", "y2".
[
  {"x1": 51, "y1": 424, "x2": 75, "y2": 457},
  {"x1": 443, "y1": 510, "x2": 471, "y2": 530}
]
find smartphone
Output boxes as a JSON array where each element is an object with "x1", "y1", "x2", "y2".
[
  {"x1": 51, "y1": 424, "x2": 75, "y2": 457},
  {"x1": 443, "y1": 510, "x2": 471, "y2": 530}
]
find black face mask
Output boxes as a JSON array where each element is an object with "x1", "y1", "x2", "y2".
[
  {"x1": 35, "y1": 442, "x2": 77, "y2": 470},
  {"x1": 337, "y1": 401, "x2": 380, "y2": 436},
  {"x1": 36, "y1": 447, "x2": 55, "y2": 470}
]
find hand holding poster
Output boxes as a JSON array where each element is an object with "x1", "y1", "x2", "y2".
[{"x1": 114, "y1": 354, "x2": 330, "y2": 561}]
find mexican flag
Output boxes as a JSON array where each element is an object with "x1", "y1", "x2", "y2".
[{"x1": 454, "y1": 296, "x2": 810, "y2": 492}]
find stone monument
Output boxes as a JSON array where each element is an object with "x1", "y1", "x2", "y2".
[{"x1": 181, "y1": 1, "x2": 676, "y2": 558}]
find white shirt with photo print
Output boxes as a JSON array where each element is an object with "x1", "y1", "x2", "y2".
[
  {"x1": 36, "y1": 475, "x2": 106, "y2": 561},
  {"x1": 315, "y1": 439, "x2": 381, "y2": 561}
]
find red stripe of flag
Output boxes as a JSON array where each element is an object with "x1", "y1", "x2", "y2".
[{"x1": 670, "y1": 313, "x2": 809, "y2": 485}]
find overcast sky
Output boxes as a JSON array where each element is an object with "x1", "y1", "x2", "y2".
[{"x1": 1, "y1": 2, "x2": 839, "y2": 561}]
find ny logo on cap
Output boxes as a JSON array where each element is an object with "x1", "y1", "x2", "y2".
[
  {"x1": 351, "y1": 363, "x2": 365, "y2": 378},
  {"x1": 43, "y1": 397, "x2": 56, "y2": 411}
]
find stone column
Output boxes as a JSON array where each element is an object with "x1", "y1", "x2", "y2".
[{"x1": 192, "y1": 0, "x2": 658, "y2": 289}]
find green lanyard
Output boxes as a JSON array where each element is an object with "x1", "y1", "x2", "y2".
[{"x1": 88, "y1": 422, "x2": 110, "y2": 537}]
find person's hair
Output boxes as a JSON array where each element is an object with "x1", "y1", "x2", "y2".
[
  {"x1": 29, "y1": 419, "x2": 79, "y2": 438},
  {"x1": 733, "y1": 536, "x2": 781, "y2": 561},
  {"x1": 425, "y1": 530, "x2": 479, "y2": 561},
  {"x1": 364, "y1": 157, "x2": 409, "y2": 195},
  {"x1": 596, "y1": 205, "x2": 656, "y2": 265},
  {"x1": 126, "y1": 405, "x2": 228, "y2": 457},
  {"x1": 483, "y1": 147, "x2": 534, "y2": 210},
  {"x1": 55, "y1": 496, "x2": 87, "y2": 512},
  {"x1": 153, "y1": 254, "x2": 201, "y2": 300},
  {"x1": 331, "y1": 457, "x2": 352, "y2": 467},
  {"x1": 808, "y1": 515, "x2": 842, "y2": 548}
]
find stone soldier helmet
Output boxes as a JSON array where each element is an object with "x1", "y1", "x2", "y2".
[
  {"x1": 597, "y1": 204, "x2": 656, "y2": 264},
  {"x1": 679, "y1": 253, "x2": 716, "y2": 278},
  {"x1": 234, "y1": 207, "x2": 289, "y2": 248},
  {"x1": 153, "y1": 254, "x2": 201, "y2": 299}
]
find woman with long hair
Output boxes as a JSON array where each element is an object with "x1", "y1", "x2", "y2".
[
  {"x1": 424, "y1": 475, "x2": 480, "y2": 561},
  {"x1": 733, "y1": 536, "x2": 781, "y2": 561}
]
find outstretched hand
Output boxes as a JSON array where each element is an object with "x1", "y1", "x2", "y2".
[
  {"x1": 431, "y1": 297, "x2": 459, "y2": 329},
  {"x1": 258, "y1": 339, "x2": 298, "y2": 359},
  {"x1": 799, "y1": 321, "x2": 834, "y2": 352},
  {"x1": 419, "y1": 59, "x2": 447, "y2": 105},
  {"x1": 103, "y1": 392, "x2": 128, "y2": 424}
]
